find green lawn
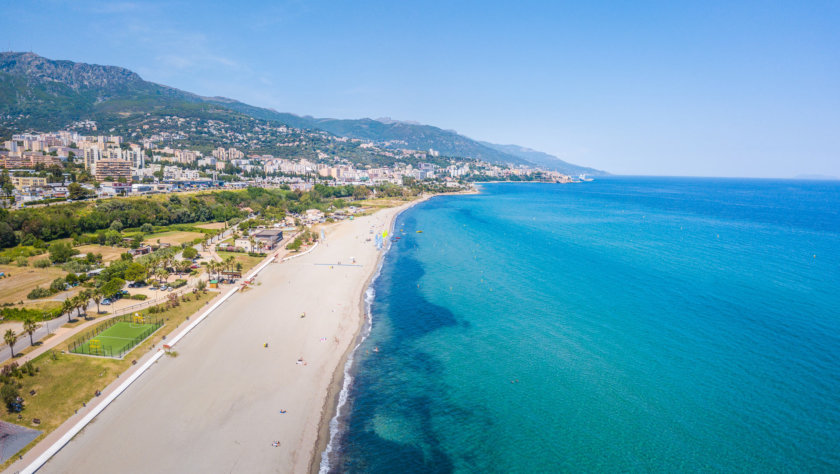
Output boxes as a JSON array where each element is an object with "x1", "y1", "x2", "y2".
[
  {"x1": 216, "y1": 251, "x2": 265, "y2": 273},
  {"x1": 70, "y1": 321, "x2": 160, "y2": 357}
]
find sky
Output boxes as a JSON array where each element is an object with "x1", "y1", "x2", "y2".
[{"x1": 1, "y1": 0, "x2": 838, "y2": 177}]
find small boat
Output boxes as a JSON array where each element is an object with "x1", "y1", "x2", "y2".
[{"x1": 416, "y1": 230, "x2": 423, "y2": 233}]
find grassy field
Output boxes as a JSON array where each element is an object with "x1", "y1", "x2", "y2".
[
  {"x1": 0, "y1": 290, "x2": 215, "y2": 468},
  {"x1": 216, "y1": 251, "x2": 265, "y2": 273},
  {"x1": 70, "y1": 321, "x2": 159, "y2": 357},
  {"x1": 74, "y1": 244, "x2": 126, "y2": 263},
  {"x1": 143, "y1": 230, "x2": 205, "y2": 246},
  {"x1": 0, "y1": 264, "x2": 67, "y2": 305}
]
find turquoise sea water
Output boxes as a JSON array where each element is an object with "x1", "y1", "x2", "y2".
[{"x1": 329, "y1": 178, "x2": 840, "y2": 473}]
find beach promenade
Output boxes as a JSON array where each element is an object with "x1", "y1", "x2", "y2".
[{"x1": 32, "y1": 203, "x2": 412, "y2": 473}]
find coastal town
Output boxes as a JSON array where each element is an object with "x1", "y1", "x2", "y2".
[{"x1": 0, "y1": 126, "x2": 577, "y2": 207}]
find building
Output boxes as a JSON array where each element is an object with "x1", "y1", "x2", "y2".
[
  {"x1": 10, "y1": 176, "x2": 48, "y2": 189},
  {"x1": 83, "y1": 146, "x2": 102, "y2": 171},
  {"x1": 94, "y1": 159, "x2": 132, "y2": 182},
  {"x1": 253, "y1": 229, "x2": 283, "y2": 249},
  {"x1": 1, "y1": 154, "x2": 61, "y2": 169},
  {"x1": 235, "y1": 229, "x2": 283, "y2": 252}
]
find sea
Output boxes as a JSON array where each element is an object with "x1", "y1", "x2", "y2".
[{"x1": 323, "y1": 177, "x2": 840, "y2": 473}]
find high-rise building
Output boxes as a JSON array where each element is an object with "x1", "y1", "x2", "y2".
[
  {"x1": 94, "y1": 159, "x2": 132, "y2": 182},
  {"x1": 83, "y1": 146, "x2": 102, "y2": 172}
]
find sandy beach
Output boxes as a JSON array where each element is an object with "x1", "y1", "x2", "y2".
[{"x1": 37, "y1": 200, "x2": 421, "y2": 474}]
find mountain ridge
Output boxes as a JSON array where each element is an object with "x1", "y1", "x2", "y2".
[{"x1": 0, "y1": 52, "x2": 605, "y2": 174}]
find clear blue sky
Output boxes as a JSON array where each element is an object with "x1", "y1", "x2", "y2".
[{"x1": 2, "y1": 0, "x2": 838, "y2": 177}]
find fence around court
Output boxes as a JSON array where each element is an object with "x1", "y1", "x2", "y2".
[{"x1": 67, "y1": 314, "x2": 163, "y2": 359}]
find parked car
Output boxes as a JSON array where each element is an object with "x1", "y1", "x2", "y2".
[
  {"x1": 101, "y1": 299, "x2": 112, "y2": 305},
  {"x1": 149, "y1": 286, "x2": 159, "y2": 291}
]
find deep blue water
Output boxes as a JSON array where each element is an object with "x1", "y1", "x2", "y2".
[{"x1": 330, "y1": 177, "x2": 840, "y2": 473}]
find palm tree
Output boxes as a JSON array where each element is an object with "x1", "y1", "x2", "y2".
[
  {"x1": 155, "y1": 267, "x2": 169, "y2": 286},
  {"x1": 80, "y1": 290, "x2": 92, "y2": 319},
  {"x1": 92, "y1": 289, "x2": 103, "y2": 314},
  {"x1": 23, "y1": 317, "x2": 40, "y2": 346},
  {"x1": 4, "y1": 329, "x2": 17, "y2": 358},
  {"x1": 62, "y1": 299, "x2": 74, "y2": 322},
  {"x1": 248, "y1": 236, "x2": 256, "y2": 253},
  {"x1": 71, "y1": 295, "x2": 82, "y2": 319}
]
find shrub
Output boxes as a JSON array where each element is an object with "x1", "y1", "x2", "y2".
[
  {"x1": 50, "y1": 277, "x2": 66, "y2": 292},
  {"x1": 130, "y1": 294, "x2": 147, "y2": 301},
  {"x1": 0, "y1": 256, "x2": 10, "y2": 265},
  {"x1": 48, "y1": 242, "x2": 77, "y2": 263},
  {"x1": 1, "y1": 383, "x2": 20, "y2": 411},
  {"x1": 0, "y1": 307, "x2": 62, "y2": 321},
  {"x1": 21, "y1": 361, "x2": 36, "y2": 377},
  {"x1": 65, "y1": 272, "x2": 79, "y2": 285},
  {"x1": 171, "y1": 279, "x2": 187, "y2": 289},
  {"x1": 15, "y1": 257, "x2": 28, "y2": 267},
  {"x1": 27, "y1": 287, "x2": 53, "y2": 300},
  {"x1": 33, "y1": 258, "x2": 51, "y2": 268},
  {"x1": 140, "y1": 223, "x2": 154, "y2": 233},
  {"x1": 61, "y1": 260, "x2": 90, "y2": 274}
]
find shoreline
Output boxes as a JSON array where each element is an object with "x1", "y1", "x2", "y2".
[
  {"x1": 16, "y1": 191, "x2": 468, "y2": 474},
  {"x1": 310, "y1": 193, "x2": 438, "y2": 474}
]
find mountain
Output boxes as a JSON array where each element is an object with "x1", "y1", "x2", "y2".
[
  {"x1": 479, "y1": 142, "x2": 607, "y2": 176},
  {"x1": 0, "y1": 52, "x2": 603, "y2": 173}
]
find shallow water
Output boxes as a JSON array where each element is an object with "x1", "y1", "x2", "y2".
[{"x1": 331, "y1": 178, "x2": 840, "y2": 473}]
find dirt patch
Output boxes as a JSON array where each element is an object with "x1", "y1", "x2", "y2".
[
  {"x1": 0, "y1": 264, "x2": 68, "y2": 305},
  {"x1": 195, "y1": 222, "x2": 227, "y2": 230},
  {"x1": 75, "y1": 245, "x2": 126, "y2": 263}
]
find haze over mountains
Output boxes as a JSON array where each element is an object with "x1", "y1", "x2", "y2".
[{"x1": 0, "y1": 52, "x2": 605, "y2": 175}]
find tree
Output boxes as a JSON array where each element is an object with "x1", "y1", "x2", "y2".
[
  {"x1": 101, "y1": 278, "x2": 126, "y2": 298},
  {"x1": 110, "y1": 220, "x2": 123, "y2": 231},
  {"x1": 1, "y1": 384, "x2": 19, "y2": 412},
  {"x1": 48, "y1": 242, "x2": 75, "y2": 263},
  {"x1": 4, "y1": 329, "x2": 17, "y2": 358},
  {"x1": 182, "y1": 247, "x2": 198, "y2": 260},
  {"x1": 23, "y1": 317, "x2": 40, "y2": 346},
  {"x1": 71, "y1": 295, "x2": 84, "y2": 319},
  {"x1": 155, "y1": 267, "x2": 169, "y2": 285},
  {"x1": 0, "y1": 222, "x2": 17, "y2": 248},
  {"x1": 124, "y1": 262, "x2": 147, "y2": 283},
  {"x1": 197, "y1": 280, "x2": 207, "y2": 293},
  {"x1": 68, "y1": 182, "x2": 94, "y2": 200},
  {"x1": 62, "y1": 299, "x2": 74, "y2": 322},
  {"x1": 140, "y1": 223, "x2": 154, "y2": 233},
  {"x1": 90, "y1": 289, "x2": 103, "y2": 314}
]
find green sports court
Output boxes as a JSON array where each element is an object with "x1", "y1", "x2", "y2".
[{"x1": 69, "y1": 316, "x2": 162, "y2": 358}]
